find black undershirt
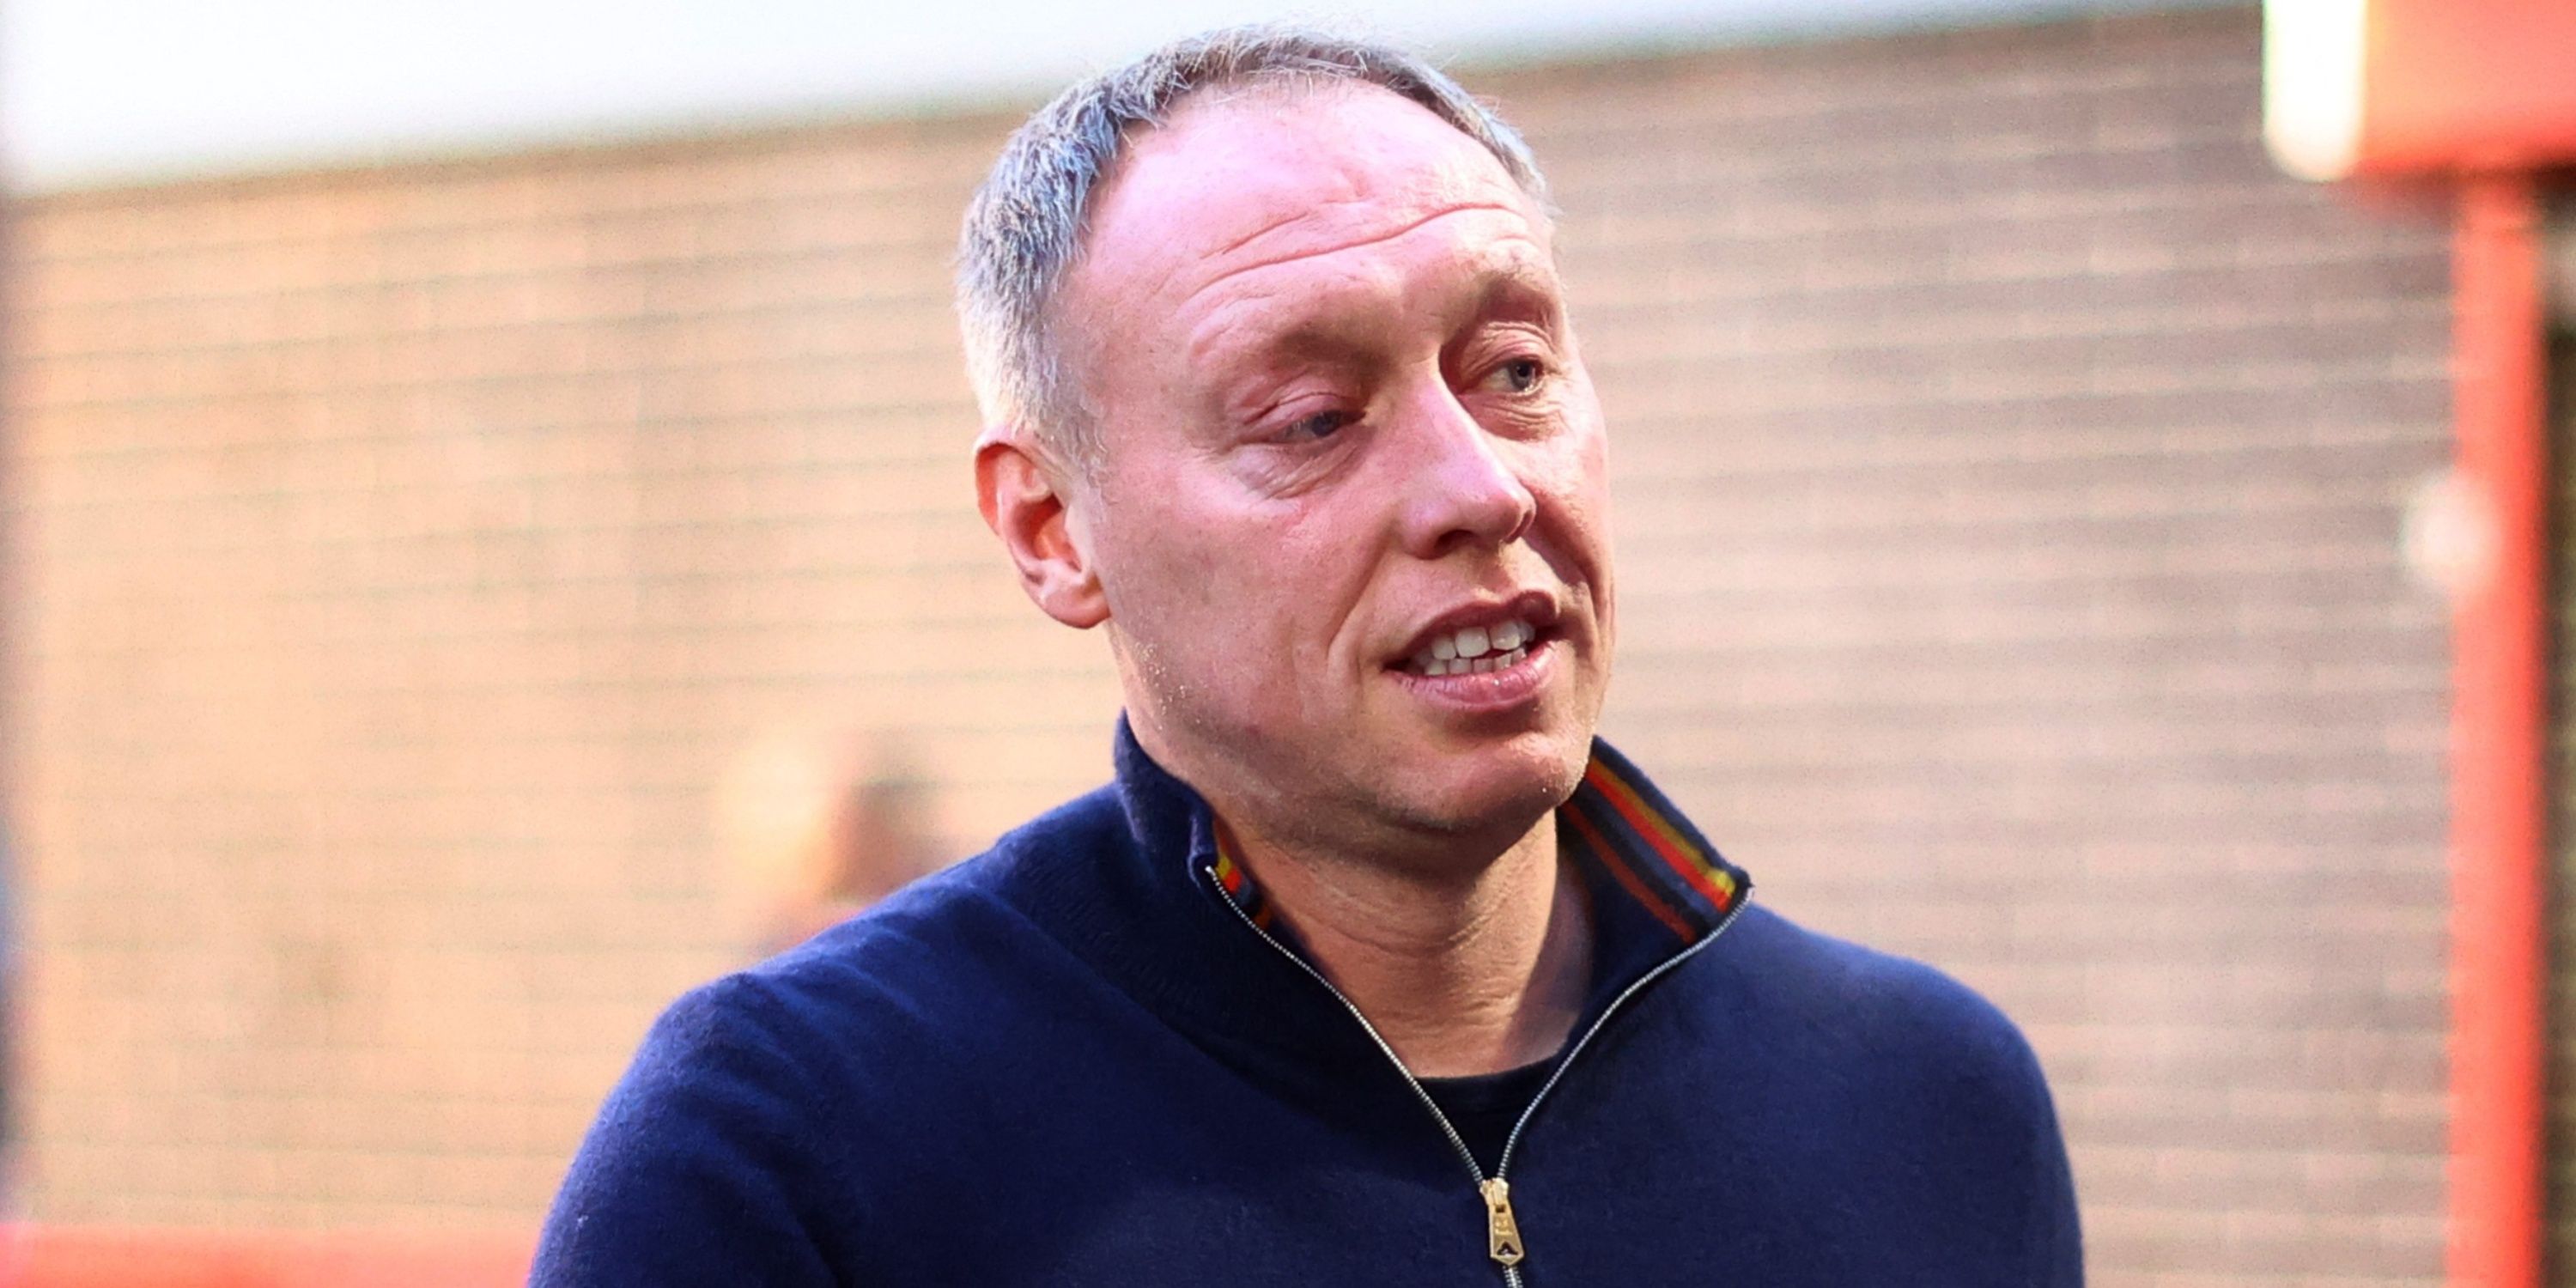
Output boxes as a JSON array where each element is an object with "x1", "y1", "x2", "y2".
[{"x1": 1418, "y1": 1057, "x2": 1558, "y2": 1175}]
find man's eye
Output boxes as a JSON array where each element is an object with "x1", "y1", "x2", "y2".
[
  {"x1": 1485, "y1": 358, "x2": 1546, "y2": 394},
  {"x1": 1277, "y1": 410, "x2": 1353, "y2": 442}
]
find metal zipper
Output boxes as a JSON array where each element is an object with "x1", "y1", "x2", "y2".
[
  {"x1": 1492, "y1": 894, "x2": 1748, "y2": 1177},
  {"x1": 1209, "y1": 862, "x2": 1749, "y2": 1286}
]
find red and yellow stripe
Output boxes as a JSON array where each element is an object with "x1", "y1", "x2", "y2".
[{"x1": 1581, "y1": 761, "x2": 1739, "y2": 914}]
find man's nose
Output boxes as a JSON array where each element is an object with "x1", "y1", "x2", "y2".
[{"x1": 1394, "y1": 382, "x2": 1538, "y2": 559}]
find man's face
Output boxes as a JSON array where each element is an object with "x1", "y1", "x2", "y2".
[{"x1": 1060, "y1": 84, "x2": 1614, "y2": 860}]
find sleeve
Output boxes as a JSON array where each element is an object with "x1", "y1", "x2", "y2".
[
  {"x1": 531, "y1": 975, "x2": 848, "y2": 1288},
  {"x1": 1851, "y1": 946, "x2": 2086, "y2": 1286},
  {"x1": 1932, "y1": 970, "x2": 2083, "y2": 1287},
  {"x1": 2021, "y1": 1065, "x2": 2085, "y2": 1287}
]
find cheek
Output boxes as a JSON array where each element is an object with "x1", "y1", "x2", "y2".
[
  {"x1": 1099, "y1": 507, "x2": 1227, "y2": 629},
  {"x1": 1516, "y1": 422, "x2": 1617, "y2": 647},
  {"x1": 1096, "y1": 477, "x2": 1321, "y2": 653},
  {"x1": 1565, "y1": 394, "x2": 1615, "y2": 543},
  {"x1": 1525, "y1": 429, "x2": 1613, "y2": 549}
]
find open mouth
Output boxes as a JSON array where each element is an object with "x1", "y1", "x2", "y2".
[{"x1": 1400, "y1": 617, "x2": 1542, "y2": 677}]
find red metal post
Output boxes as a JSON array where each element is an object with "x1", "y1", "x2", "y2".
[{"x1": 2445, "y1": 170, "x2": 2549, "y2": 1288}]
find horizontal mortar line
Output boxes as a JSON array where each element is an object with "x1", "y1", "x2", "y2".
[
  {"x1": 1554, "y1": 179, "x2": 2375, "y2": 241},
  {"x1": 1606, "y1": 434, "x2": 2445, "y2": 480},
  {"x1": 14, "y1": 179, "x2": 988, "y2": 265},
  {"x1": 14, "y1": 259, "x2": 963, "y2": 317},
  {"x1": 1525, "y1": 62, "x2": 2262, "y2": 136}
]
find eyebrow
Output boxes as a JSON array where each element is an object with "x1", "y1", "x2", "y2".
[
  {"x1": 1472, "y1": 259, "x2": 1565, "y2": 327},
  {"x1": 1200, "y1": 251, "x2": 1567, "y2": 416}
]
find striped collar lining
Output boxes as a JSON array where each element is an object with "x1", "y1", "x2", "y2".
[
  {"x1": 1207, "y1": 817, "x2": 1279, "y2": 932},
  {"x1": 1205, "y1": 744, "x2": 1746, "y2": 945}
]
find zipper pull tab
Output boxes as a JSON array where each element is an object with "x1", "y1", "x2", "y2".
[{"x1": 1480, "y1": 1177, "x2": 1526, "y2": 1267}]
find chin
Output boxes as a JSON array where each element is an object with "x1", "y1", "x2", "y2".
[{"x1": 1389, "y1": 726, "x2": 1591, "y2": 839}]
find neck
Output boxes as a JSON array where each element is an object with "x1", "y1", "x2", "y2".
[{"x1": 1225, "y1": 811, "x2": 1593, "y2": 1079}]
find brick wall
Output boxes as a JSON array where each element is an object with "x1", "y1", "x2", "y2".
[
  {"x1": 2, "y1": 6, "x2": 2458, "y2": 1281},
  {"x1": 1526, "y1": 14, "x2": 2457, "y2": 1283}
]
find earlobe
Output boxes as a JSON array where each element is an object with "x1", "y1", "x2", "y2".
[{"x1": 974, "y1": 430, "x2": 1110, "y2": 629}]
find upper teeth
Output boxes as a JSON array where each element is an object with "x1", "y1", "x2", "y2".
[{"x1": 1411, "y1": 618, "x2": 1535, "y2": 676}]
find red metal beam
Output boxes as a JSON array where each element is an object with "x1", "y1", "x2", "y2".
[{"x1": 2445, "y1": 170, "x2": 2549, "y2": 1288}]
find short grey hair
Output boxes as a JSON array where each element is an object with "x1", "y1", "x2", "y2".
[{"x1": 956, "y1": 26, "x2": 1550, "y2": 463}]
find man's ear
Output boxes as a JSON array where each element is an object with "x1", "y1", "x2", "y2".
[{"x1": 975, "y1": 428, "x2": 1110, "y2": 629}]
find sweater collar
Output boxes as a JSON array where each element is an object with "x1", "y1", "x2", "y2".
[{"x1": 1109, "y1": 717, "x2": 1751, "y2": 1024}]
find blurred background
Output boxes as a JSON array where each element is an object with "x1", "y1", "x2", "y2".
[{"x1": 0, "y1": 0, "x2": 2567, "y2": 1284}]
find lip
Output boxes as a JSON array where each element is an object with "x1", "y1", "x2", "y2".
[
  {"x1": 1388, "y1": 590, "x2": 1562, "y2": 665},
  {"x1": 1383, "y1": 588, "x2": 1566, "y2": 715},
  {"x1": 1389, "y1": 633, "x2": 1559, "y2": 712}
]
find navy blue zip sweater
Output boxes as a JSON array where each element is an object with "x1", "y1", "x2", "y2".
[{"x1": 536, "y1": 725, "x2": 2082, "y2": 1285}]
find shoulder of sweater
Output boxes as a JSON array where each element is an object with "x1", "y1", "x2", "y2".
[
  {"x1": 629, "y1": 785, "x2": 1131, "y2": 1088},
  {"x1": 1710, "y1": 903, "x2": 2056, "y2": 1111}
]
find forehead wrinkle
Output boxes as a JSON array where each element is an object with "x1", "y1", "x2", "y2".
[{"x1": 1174, "y1": 201, "x2": 1528, "y2": 315}]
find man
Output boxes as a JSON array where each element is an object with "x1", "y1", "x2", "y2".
[{"x1": 536, "y1": 27, "x2": 2081, "y2": 1286}]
